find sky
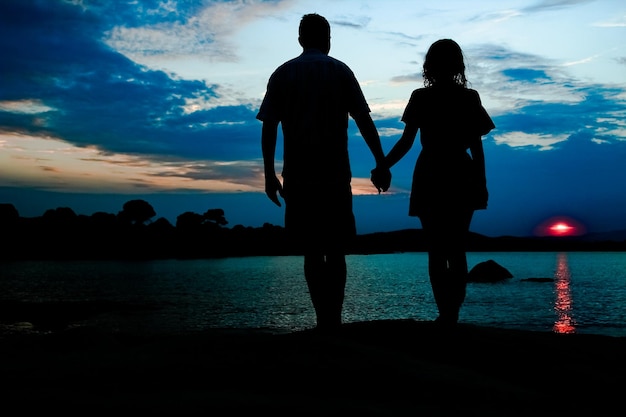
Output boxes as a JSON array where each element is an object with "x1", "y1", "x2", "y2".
[{"x1": 1, "y1": 0, "x2": 625, "y2": 238}]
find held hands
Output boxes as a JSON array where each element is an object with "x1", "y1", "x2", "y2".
[{"x1": 370, "y1": 166, "x2": 392, "y2": 193}]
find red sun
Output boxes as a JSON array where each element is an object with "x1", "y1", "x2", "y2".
[
  {"x1": 549, "y1": 222, "x2": 574, "y2": 235},
  {"x1": 534, "y1": 216, "x2": 586, "y2": 237}
]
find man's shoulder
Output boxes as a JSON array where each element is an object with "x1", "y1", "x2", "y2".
[
  {"x1": 272, "y1": 52, "x2": 354, "y2": 78},
  {"x1": 273, "y1": 56, "x2": 300, "y2": 71},
  {"x1": 290, "y1": 51, "x2": 351, "y2": 67},
  {"x1": 326, "y1": 54, "x2": 348, "y2": 65}
]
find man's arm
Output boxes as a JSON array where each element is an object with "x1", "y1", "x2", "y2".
[
  {"x1": 353, "y1": 112, "x2": 391, "y2": 192},
  {"x1": 353, "y1": 112, "x2": 385, "y2": 166},
  {"x1": 261, "y1": 119, "x2": 284, "y2": 207}
]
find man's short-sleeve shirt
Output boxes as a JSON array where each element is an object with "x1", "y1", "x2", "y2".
[{"x1": 257, "y1": 49, "x2": 370, "y2": 183}]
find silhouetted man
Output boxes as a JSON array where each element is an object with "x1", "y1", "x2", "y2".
[{"x1": 258, "y1": 13, "x2": 388, "y2": 331}]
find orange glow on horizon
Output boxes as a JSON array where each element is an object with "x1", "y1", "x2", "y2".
[{"x1": 0, "y1": 132, "x2": 262, "y2": 193}]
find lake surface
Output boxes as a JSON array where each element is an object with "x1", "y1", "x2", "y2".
[{"x1": 1, "y1": 252, "x2": 625, "y2": 337}]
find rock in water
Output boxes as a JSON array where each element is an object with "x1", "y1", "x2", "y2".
[{"x1": 468, "y1": 259, "x2": 513, "y2": 283}]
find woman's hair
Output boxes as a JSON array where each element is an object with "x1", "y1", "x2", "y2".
[{"x1": 422, "y1": 39, "x2": 467, "y2": 88}]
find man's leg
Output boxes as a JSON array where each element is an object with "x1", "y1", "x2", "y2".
[
  {"x1": 324, "y1": 253, "x2": 347, "y2": 329},
  {"x1": 304, "y1": 253, "x2": 326, "y2": 328}
]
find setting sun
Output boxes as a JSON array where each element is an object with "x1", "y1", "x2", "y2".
[
  {"x1": 550, "y1": 222, "x2": 574, "y2": 235},
  {"x1": 534, "y1": 216, "x2": 587, "y2": 237}
]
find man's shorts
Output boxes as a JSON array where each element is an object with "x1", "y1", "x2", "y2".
[{"x1": 283, "y1": 180, "x2": 356, "y2": 252}]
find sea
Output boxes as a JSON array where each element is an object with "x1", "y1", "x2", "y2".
[{"x1": 1, "y1": 251, "x2": 625, "y2": 337}]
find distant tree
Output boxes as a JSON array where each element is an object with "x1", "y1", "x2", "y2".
[
  {"x1": 0, "y1": 204, "x2": 20, "y2": 246},
  {"x1": 149, "y1": 217, "x2": 175, "y2": 233},
  {"x1": 42, "y1": 207, "x2": 77, "y2": 224},
  {"x1": 230, "y1": 224, "x2": 247, "y2": 232},
  {"x1": 203, "y1": 208, "x2": 228, "y2": 227},
  {"x1": 90, "y1": 211, "x2": 117, "y2": 228},
  {"x1": 118, "y1": 199, "x2": 156, "y2": 225},
  {"x1": 176, "y1": 211, "x2": 204, "y2": 230},
  {"x1": 0, "y1": 203, "x2": 19, "y2": 223},
  {"x1": 176, "y1": 209, "x2": 228, "y2": 230}
]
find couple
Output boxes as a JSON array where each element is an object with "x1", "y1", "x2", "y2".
[{"x1": 258, "y1": 13, "x2": 495, "y2": 331}]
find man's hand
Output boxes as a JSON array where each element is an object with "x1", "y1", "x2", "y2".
[
  {"x1": 265, "y1": 174, "x2": 284, "y2": 207},
  {"x1": 370, "y1": 166, "x2": 391, "y2": 193}
]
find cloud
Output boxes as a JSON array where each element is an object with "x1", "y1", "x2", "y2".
[
  {"x1": 0, "y1": 131, "x2": 264, "y2": 193},
  {"x1": 521, "y1": 0, "x2": 595, "y2": 13},
  {"x1": 103, "y1": 0, "x2": 291, "y2": 64},
  {"x1": 562, "y1": 55, "x2": 601, "y2": 67},
  {"x1": 592, "y1": 14, "x2": 626, "y2": 28},
  {"x1": 389, "y1": 73, "x2": 422, "y2": 84},
  {"x1": 330, "y1": 15, "x2": 371, "y2": 30},
  {"x1": 377, "y1": 127, "x2": 403, "y2": 137},
  {"x1": 0, "y1": 99, "x2": 55, "y2": 115},
  {"x1": 493, "y1": 132, "x2": 569, "y2": 150},
  {"x1": 0, "y1": 0, "x2": 266, "y2": 164}
]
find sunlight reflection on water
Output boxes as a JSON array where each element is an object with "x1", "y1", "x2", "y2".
[{"x1": 553, "y1": 253, "x2": 576, "y2": 334}]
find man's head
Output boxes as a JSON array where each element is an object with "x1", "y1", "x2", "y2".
[{"x1": 298, "y1": 13, "x2": 330, "y2": 54}]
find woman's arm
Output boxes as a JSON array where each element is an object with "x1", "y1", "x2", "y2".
[
  {"x1": 385, "y1": 122, "x2": 419, "y2": 168},
  {"x1": 470, "y1": 136, "x2": 488, "y2": 208},
  {"x1": 469, "y1": 137, "x2": 486, "y2": 185}
]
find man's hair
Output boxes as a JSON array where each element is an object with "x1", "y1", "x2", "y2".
[{"x1": 298, "y1": 13, "x2": 330, "y2": 50}]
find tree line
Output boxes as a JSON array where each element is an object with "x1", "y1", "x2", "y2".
[{"x1": 0, "y1": 199, "x2": 299, "y2": 260}]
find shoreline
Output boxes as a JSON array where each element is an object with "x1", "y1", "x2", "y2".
[{"x1": 2, "y1": 319, "x2": 624, "y2": 415}]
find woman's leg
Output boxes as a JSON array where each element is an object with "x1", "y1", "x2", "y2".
[
  {"x1": 444, "y1": 209, "x2": 475, "y2": 322},
  {"x1": 420, "y1": 213, "x2": 454, "y2": 322},
  {"x1": 421, "y1": 209, "x2": 474, "y2": 324}
]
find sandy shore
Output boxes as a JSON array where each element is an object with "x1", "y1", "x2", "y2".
[{"x1": 1, "y1": 318, "x2": 624, "y2": 416}]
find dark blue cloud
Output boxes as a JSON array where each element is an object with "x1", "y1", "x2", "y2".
[
  {"x1": 502, "y1": 68, "x2": 549, "y2": 81},
  {"x1": 80, "y1": 0, "x2": 206, "y2": 28},
  {"x1": 496, "y1": 87, "x2": 624, "y2": 141},
  {"x1": 0, "y1": 0, "x2": 259, "y2": 162}
]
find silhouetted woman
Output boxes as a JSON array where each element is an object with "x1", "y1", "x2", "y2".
[{"x1": 381, "y1": 39, "x2": 495, "y2": 325}]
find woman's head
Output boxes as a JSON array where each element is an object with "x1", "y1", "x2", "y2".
[{"x1": 422, "y1": 39, "x2": 467, "y2": 88}]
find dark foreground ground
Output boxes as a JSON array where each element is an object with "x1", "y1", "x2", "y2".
[{"x1": 1, "y1": 317, "x2": 625, "y2": 416}]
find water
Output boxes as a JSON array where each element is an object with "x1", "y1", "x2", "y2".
[{"x1": 1, "y1": 252, "x2": 625, "y2": 337}]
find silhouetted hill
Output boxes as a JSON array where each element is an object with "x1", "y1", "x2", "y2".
[
  {"x1": 352, "y1": 229, "x2": 626, "y2": 254},
  {"x1": 576, "y1": 229, "x2": 626, "y2": 242}
]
